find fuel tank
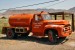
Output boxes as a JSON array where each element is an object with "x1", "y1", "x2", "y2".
[{"x1": 9, "y1": 14, "x2": 34, "y2": 27}]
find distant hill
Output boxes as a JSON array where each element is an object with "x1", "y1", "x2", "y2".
[
  {"x1": 0, "y1": 9, "x2": 65, "y2": 18},
  {"x1": 69, "y1": 7, "x2": 75, "y2": 10},
  {"x1": 0, "y1": 6, "x2": 75, "y2": 18},
  {"x1": 2, "y1": 9, "x2": 66, "y2": 15},
  {"x1": 68, "y1": 7, "x2": 75, "y2": 13}
]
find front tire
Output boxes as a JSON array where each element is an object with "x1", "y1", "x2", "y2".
[{"x1": 48, "y1": 30, "x2": 57, "y2": 43}]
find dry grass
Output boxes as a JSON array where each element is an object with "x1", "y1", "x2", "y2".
[{"x1": 0, "y1": 19, "x2": 9, "y2": 33}]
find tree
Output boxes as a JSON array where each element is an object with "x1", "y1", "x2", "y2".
[{"x1": 1, "y1": 16, "x2": 6, "y2": 19}]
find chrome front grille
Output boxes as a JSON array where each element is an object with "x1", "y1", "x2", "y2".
[
  {"x1": 63, "y1": 25, "x2": 71, "y2": 32},
  {"x1": 65, "y1": 26, "x2": 70, "y2": 31}
]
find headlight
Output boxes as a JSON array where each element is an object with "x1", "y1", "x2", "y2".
[
  {"x1": 63, "y1": 26, "x2": 71, "y2": 32},
  {"x1": 63, "y1": 28, "x2": 66, "y2": 32}
]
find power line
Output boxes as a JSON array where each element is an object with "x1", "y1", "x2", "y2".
[
  {"x1": 42, "y1": 0, "x2": 66, "y2": 9},
  {"x1": 0, "y1": 0, "x2": 59, "y2": 11}
]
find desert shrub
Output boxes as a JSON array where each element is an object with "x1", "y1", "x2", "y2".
[{"x1": 1, "y1": 16, "x2": 6, "y2": 19}]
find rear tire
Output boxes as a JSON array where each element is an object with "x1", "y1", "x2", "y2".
[
  {"x1": 6, "y1": 29, "x2": 17, "y2": 39},
  {"x1": 48, "y1": 30, "x2": 57, "y2": 43}
]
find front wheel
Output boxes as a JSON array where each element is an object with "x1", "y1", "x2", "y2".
[{"x1": 48, "y1": 30, "x2": 57, "y2": 43}]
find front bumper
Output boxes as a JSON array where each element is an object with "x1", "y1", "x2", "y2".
[{"x1": 59, "y1": 29, "x2": 72, "y2": 37}]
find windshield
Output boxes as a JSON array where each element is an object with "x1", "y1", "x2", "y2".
[{"x1": 42, "y1": 14, "x2": 52, "y2": 20}]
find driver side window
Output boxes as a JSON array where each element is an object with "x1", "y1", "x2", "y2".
[
  {"x1": 35, "y1": 15, "x2": 39, "y2": 21},
  {"x1": 35, "y1": 15, "x2": 42, "y2": 21}
]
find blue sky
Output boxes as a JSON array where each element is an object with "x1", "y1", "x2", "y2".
[{"x1": 0, "y1": 0, "x2": 75, "y2": 12}]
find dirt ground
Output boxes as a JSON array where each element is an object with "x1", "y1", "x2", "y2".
[{"x1": 0, "y1": 32, "x2": 75, "y2": 50}]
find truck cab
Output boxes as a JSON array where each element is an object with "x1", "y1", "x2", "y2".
[{"x1": 32, "y1": 11, "x2": 72, "y2": 43}]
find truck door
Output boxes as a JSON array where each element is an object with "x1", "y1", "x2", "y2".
[{"x1": 32, "y1": 15, "x2": 44, "y2": 36}]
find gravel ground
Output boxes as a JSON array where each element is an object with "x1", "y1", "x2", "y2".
[{"x1": 0, "y1": 32, "x2": 75, "y2": 50}]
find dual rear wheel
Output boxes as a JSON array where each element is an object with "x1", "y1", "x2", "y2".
[{"x1": 6, "y1": 29, "x2": 29, "y2": 39}]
